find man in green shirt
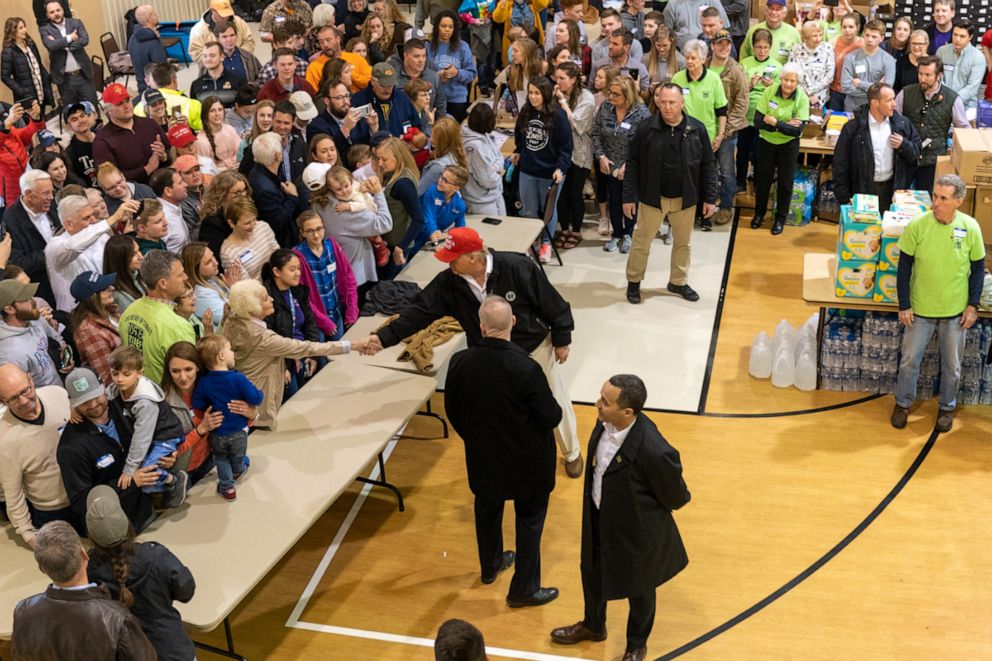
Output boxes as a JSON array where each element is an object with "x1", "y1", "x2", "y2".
[
  {"x1": 740, "y1": 0, "x2": 801, "y2": 64},
  {"x1": 891, "y1": 174, "x2": 986, "y2": 432},
  {"x1": 118, "y1": 250, "x2": 195, "y2": 384}
]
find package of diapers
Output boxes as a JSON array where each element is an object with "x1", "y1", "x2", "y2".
[
  {"x1": 877, "y1": 236, "x2": 900, "y2": 271},
  {"x1": 873, "y1": 271, "x2": 897, "y2": 303},
  {"x1": 835, "y1": 259, "x2": 877, "y2": 299},
  {"x1": 838, "y1": 221, "x2": 882, "y2": 261}
]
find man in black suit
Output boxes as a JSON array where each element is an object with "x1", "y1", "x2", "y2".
[
  {"x1": 551, "y1": 374, "x2": 691, "y2": 661},
  {"x1": 6, "y1": 170, "x2": 61, "y2": 307},
  {"x1": 39, "y1": 0, "x2": 98, "y2": 108},
  {"x1": 445, "y1": 296, "x2": 562, "y2": 608}
]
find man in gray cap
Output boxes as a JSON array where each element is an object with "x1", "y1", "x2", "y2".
[
  {"x1": 0, "y1": 279, "x2": 73, "y2": 387},
  {"x1": 56, "y1": 368, "x2": 177, "y2": 533},
  {"x1": 11, "y1": 520, "x2": 156, "y2": 660},
  {"x1": 351, "y1": 60, "x2": 424, "y2": 137}
]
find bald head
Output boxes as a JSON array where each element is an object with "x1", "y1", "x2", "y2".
[
  {"x1": 0, "y1": 363, "x2": 30, "y2": 395},
  {"x1": 0, "y1": 364, "x2": 40, "y2": 420},
  {"x1": 135, "y1": 4, "x2": 155, "y2": 26},
  {"x1": 479, "y1": 296, "x2": 514, "y2": 338}
]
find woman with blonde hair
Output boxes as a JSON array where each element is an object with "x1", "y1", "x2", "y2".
[
  {"x1": 374, "y1": 137, "x2": 423, "y2": 277},
  {"x1": 308, "y1": 133, "x2": 340, "y2": 166},
  {"x1": 238, "y1": 99, "x2": 275, "y2": 160},
  {"x1": 418, "y1": 116, "x2": 468, "y2": 195},
  {"x1": 220, "y1": 198, "x2": 280, "y2": 280},
  {"x1": 643, "y1": 25, "x2": 684, "y2": 86},
  {"x1": 894, "y1": 29, "x2": 928, "y2": 93},
  {"x1": 197, "y1": 170, "x2": 253, "y2": 264},
  {"x1": 788, "y1": 21, "x2": 834, "y2": 108},
  {"x1": 361, "y1": 13, "x2": 392, "y2": 64},
  {"x1": 503, "y1": 37, "x2": 544, "y2": 114},
  {"x1": 180, "y1": 241, "x2": 239, "y2": 327}
]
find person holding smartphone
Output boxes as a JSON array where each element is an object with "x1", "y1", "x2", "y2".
[
  {"x1": 0, "y1": 99, "x2": 45, "y2": 204},
  {"x1": 426, "y1": 10, "x2": 477, "y2": 123}
]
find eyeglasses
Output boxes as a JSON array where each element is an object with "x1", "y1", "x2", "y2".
[
  {"x1": 608, "y1": 90, "x2": 624, "y2": 97},
  {"x1": 3, "y1": 382, "x2": 34, "y2": 406},
  {"x1": 229, "y1": 187, "x2": 248, "y2": 197},
  {"x1": 910, "y1": 42, "x2": 928, "y2": 47},
  {"x1": 301, "y1": 227, "x2": 324, "y2": 235},
  {"x1": 329, "y1": 95, "x2": 350, "y2": 101},
  {"x1": 438, "y1": 174, "x2": 460, "y2": 187}
]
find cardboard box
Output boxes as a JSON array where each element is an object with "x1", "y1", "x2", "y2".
[
  {"x1": 974, "y1": 188, "x2": 992, "y2": 243},
  {"x1": 853, "y1": 193, "x2": 880, "y2": 214},
  {"x1": 877, "y1": 236, "x2": 900, "y2": 272},
  {"x1": 951, "y1": 129, "x2": 992, "y2": 186},
  {"x1": 873, "y1": 271, "x2": 897, "y2": 303},
  {"x1": 835, "y1": 259, "x2": 877, "y2": 299},
  {"x1": 935, "y1": 154, "x2": 954, "y2": 179}
]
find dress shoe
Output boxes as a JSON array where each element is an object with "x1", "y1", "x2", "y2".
[
  {"x1": 890, "y1": 404, "x2": 909, "y2": 429},
  {"x1": 550, "y1": 621, "x2": 607, "y2": 645},
  {"x1": 506, "y1": 586, "x2": 559, "y2": 608},
  {"x1": 481, "y1": 551, "x2": 515, "y2": 584},
  {"x1": 667, "y1": 282, "x2": 700, "y2": 302},
  {"x1": 626, "y1": 281, "x2": 641, "y2": 304},
  {"x1": 565, "y1": 454, "x2": 584, "y2": 478},
  {"x1": 935, "y1": 408, "x2": 955, "y2": 433},
  {"x1": 622, "y1": 647, "x2": 648, "y2": 661},
  {"x1": 771, "y1": 219, "x2": 785, "y2": 235},
  {"x1": 750, "y1": 215, "x2": 765, "y2": 229}
]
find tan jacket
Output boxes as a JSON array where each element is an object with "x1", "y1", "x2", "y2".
[
  {"x1": 222, "y1": 315, "x2": 348, "y2": 429},
  {"x1": 717, "y1": 58, "x2": 751, "y2": 137},
  {"x1": 188, "y1": 14, "x2": 256, "y2": 66}
]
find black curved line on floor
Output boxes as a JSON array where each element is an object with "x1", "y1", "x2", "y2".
[
  {"x1": 654, "y1": 428, "x2": 941, "y2": 661},
  {"x1": 696, "y1": 212, "x2": 740, "y2": 414},
  {"x1": 568, "y1": 393, "x2": 883, "y2": 419}
]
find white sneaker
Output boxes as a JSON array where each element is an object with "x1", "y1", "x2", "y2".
[
  {"x1": 597, "y1": 217, "x2": 610, "y2": 236},
  {"x1": 603, "y1": 237, "x2": 620, "y2": 252},
  {"x1": 539, "y1": 243, "x2": 552, "y2": 263},
  {"x1": 619, "y1": 235, "x2": 632, "y2": 253}
]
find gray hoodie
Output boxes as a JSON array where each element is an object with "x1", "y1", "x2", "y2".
[
  {"x1": 106, "y1": 377, "x2": 172, "y2": 477},
  {"x1": 460, "y1": 124, "x2": 506, "y2": 216},
  {"x1": 0, "y1": 318, "x2": 63, "y2": 387},
  {"x1": 664, "y1": 0, "x2": 730, "y2": 49}
]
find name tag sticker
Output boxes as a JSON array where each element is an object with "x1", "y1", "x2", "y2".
[
  {"x1": 681, "y1": 87, "x2": 690, "y2": 96},
  {"x1": 239, "y1": 249, "x2": 254, "y2": 264},
  {"x1": 953, "y1": 227, "x2": 967, "y2": 239},
  {"x1": 96, "y1": 454, "x2": 115, "y2": 469},
  {"x1": 855, "y1": 64, "x2": 866, "y2": 74},
  {"x1": 620, "y1": 121, "x2": 631, "y2": 129},
  {"x1": 435, "y1": 198, "x2": 443, "y2": 205},
  {"x1": 326, "y1": 262, "x2": 337, "y2": 274},
  {"x1": 769, "y1": 100, "x2": 779, "y2": 109},
  {"x1": 778, "y1": 47, "x2": 788, "y2": 56}
]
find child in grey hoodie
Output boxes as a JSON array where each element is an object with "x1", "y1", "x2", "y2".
[{"x1": 107, "y1": 346, "x2": 189, "y2": 507}]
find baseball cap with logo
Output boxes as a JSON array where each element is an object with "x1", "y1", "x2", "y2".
[
  {"x1": 371, "y1": 62, "x2": 399, "y2": 86},
  {"x1": 70, "y1": 271, "x2": 117, "y2": 303},
  {"x1": 173, "y1": 154, "x2": 200, "y2": 174},
  {"x1": 143, "y1": 89, "x2": 165, "y2": 107},
  {"x1": 302, "y1": 162, "x2": 333, "y2": 191},
  {"x1": 36, "y1": 129, "x2": 58, "y2": 148},
  {"x1": 435, "y1": 227, "x2": 484, "y2": 263},
  {"x1": 101, "y1": 82, "x2": 131, "y2": 105},
  {"x1": 211, "y1": 0, "x2": 235, "y2": 17},
  {"x1": 712, "y1": 29, "x2": 733, "y2": 43},
  {"x1": 168, "y1": 123, "x2": 197, "y2": 148},
  {"x1": 0, "y1": 280, "x2": 38, "y2": 309},
  {"x1": 63, "y1": 100, "x2": 96, "y2": 121},
  {"x1": 63, "y1": 367, "x2": 105, "y2": 408},
  {"x1": 289, "y1": 90, "x2": 318, "y2": 121},
  {"x1": 86, "y1": 485, "x2": 130, "y2": 548}
]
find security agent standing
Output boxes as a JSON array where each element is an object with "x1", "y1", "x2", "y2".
[
  {"x1": 833, "y1": 81, "x2": 921, "y2": 213},
  {"x1": 444, "y1": 296, "x2": 562, "y2": 608},
  {"x1": 623, "y1": 83, "x2": 718, "y2": 305},
  {"x1": 891, "y1": 174, "x2": 985, "y2": 434},
  {"x1": 551, "y1": 374, "x2": 691, "y2": 661},
  {"x1": 368, "y1": 227, "x2": 585, "y2": 478}
]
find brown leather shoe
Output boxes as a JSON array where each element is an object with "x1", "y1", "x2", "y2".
[
  {"x1": 550, "y1": 621, "x2": 607, "y2": 645},
  {"x1": 935, "y1": 408, "x2": 955, "y2": 433},
  {"x1": 565, "y1": 454, "x2": 584, "y2": 479},
  {"x1": 622, "y1": 647, "x2": 647, "y2": 661},
  {"x1": 890, "y1": 404, "x2": 909, "y2": 429}
]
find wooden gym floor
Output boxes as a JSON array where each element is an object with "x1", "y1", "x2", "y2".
[{"x1": 3, "y1": 219, "x2": 989, "y2": 660}]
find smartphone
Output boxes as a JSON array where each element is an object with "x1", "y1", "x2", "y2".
[
  {"x1": 14, "y1": 97, "x2": 33, "y2": 108},
  {"x1": 628, "y1": 68, "x2": 639, "y2": 81},
  {"x1": 482, "y1": 217, "x2": 503, "y2": 225},
  {"x1": 60, "y1": 344, "x2": 73, "y2": 371},
  {"x1": 135, "y1": 200, "x2": 145, "y2": 216},
  {"x1": 172, "y1": 107, "x2": 182, "y2": 120},
  {"x1": 351, "y1": 103, "x2": 372, "y2": 118}
]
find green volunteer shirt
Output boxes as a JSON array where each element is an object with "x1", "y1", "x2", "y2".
[
  {"x1": 820, "y1": 19, "x2": 841, "y2": 42},
  {"x1": 119, "y1": 297, "x2": 196, "y2": 384},
  {"x1": 755, "y1": 84, "x2": 810, "y2": 144},
  {"x1": 741, "y1": 56, "x2": 783, "y2": 123},
  {"x1": 898, "y1": 211, "x2": 986, "y2": 317},
  {"x1": 671, "y1": 66, "x2": 728, "y2": 142},
  {"x1": 742, "y1": 22, "x2": 801, "y2": 64}
]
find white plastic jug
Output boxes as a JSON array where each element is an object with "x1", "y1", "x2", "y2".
[
  {"x1": 795, "y1": 349, "x2": 817, "y2": 391},
  {"x1": 749, "y1": 331, "x2": 773, "y2": 378},
  {"x1": 771, "y1": 344, "x2": 795, "y2": 388},
  {"x1": 774, "y1": 319, "x2": 795, "y2": 351}
]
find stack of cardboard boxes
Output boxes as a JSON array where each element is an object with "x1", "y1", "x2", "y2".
[
  {"x1": 835, "y1": 191, "x2": 932, "y2": 303},
  {"x1": 949, "y1": 128, "x2": 992, "y2": 269}
]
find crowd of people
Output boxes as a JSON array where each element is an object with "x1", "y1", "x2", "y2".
[{"x1": 0, "y1": 0, "x2": 987, "y2": 658}]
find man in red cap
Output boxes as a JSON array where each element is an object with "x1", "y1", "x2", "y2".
[
  {"x1": 369, "y1": 227, "x2": 584, "y2": 478},
  {"x1": 92, "y1": 83, "x2": 170, "y2": 184}
]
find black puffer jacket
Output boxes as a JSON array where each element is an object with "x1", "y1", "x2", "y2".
[
  {"x1": 0, "y1": 42, "x2": 54, "y2": 108},
  {"x1": 832, "y1": 106, "x2": 922, "y2": 204}
]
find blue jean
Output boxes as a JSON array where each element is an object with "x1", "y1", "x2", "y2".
[
  {"x1": 716, "y1": 134, "x2": 738, "y2": 209},
  {"x1": 894, "y1": 315, "x2": 965, "y2": 410},
  {"x1": 519, "y1": 171, "x2": 562, "y2": 245},
  {"x1": 210, "y1": 430, "x2": 249, "y2": 491},
  {"x1": 139, "y1": 438, "x2": 180, "y2": 493}
]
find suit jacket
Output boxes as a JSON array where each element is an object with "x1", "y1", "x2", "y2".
[
  {"x1": 581, "y1": 414, "x2": 691, "y2": 600},
  {"x1": 832, "y1": 106, "x2": 921, "y2": 204},
  {"x1": 39, "y1": 18, "x2": 93, "y2": 83},
  {"x1": 6, "y1": 199, "x2": 61, "y2": 306},
  {"x1": 246, "y1": 164, "x2": 307, "y2": 248},
  {"x1": 445, "y1": 337, "x2": 562, "y2": 500}
]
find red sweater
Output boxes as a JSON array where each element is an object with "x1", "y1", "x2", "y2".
[{"x1": 0, "y1": 119, "x2": 43, "y2": 204}]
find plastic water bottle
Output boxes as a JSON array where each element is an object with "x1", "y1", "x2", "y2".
[
  {"x1": 774, "y1": 319, "x2": 796, "y2": 350},
  {"x1": 750, "y1": 332, "x2": 773, "y2": 378},
  {"x1": 772, "y1": 343, "x2": 796, "y2": 388}
]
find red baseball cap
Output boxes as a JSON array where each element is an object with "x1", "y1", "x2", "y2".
[
  {"x1": 435, "y1": 227, "x2": 484, "y2": 263},
  {"x1": 168, "y1": 124, "x2": 196, "y2": 148},
  {"x1": 101, "y1": 83, "x2": 130, "y2": 105}
]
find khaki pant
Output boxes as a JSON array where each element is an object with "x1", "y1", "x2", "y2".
[
  {"x1": 625, "y1": 197, "x2": 696, "y2": 286},
  {"x1": 531, "y1": 336, "x2": 581, "y2": 462}
]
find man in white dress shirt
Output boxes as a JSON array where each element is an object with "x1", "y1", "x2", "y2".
[{"x1": 148, "y1": 168, "x2": 191, "y2": 253}]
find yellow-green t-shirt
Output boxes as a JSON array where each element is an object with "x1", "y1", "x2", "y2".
[
  {"x1": 671, "y1": 67, "x2": 728, "y2": 142},
  {"x1": 741, "y1": 56, "x2": 783, "y2": 123},
  {"x1": 755, "y1": 84, "x2": 810, "y2": 144},
  {"x1": 820, "y1": 19, "x2": 841, "y2": 43},
  {"x1": 898, "y1": 211, "x2": 986, "y2": 316},
  {"x1": 742, "y1": 22, "x2": 802, "y2": 64},
  {"x1": 119, "y1": 297, "x2": 197, "y2": 384}
]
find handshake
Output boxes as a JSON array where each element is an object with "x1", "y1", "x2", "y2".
[{"x1": 350, "y1": 334, "x2": 385, "y2": 356}]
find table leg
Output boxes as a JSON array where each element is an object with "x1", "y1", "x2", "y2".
[
  {"x1": 816, "y1": 306, "x2": 826, "y2": 390},
  {"x1": 193, "y1": 617, "x2": 248, "y2": 661},
  {"x1": 355, "y1": 451, "x2": 406, "y2": 511},
  {"x1": 531, "y1": 244, "x2": 547, "y2": 273},
  {"x1": 414, "y1": 399, "x2": 449, "y2": 438}
]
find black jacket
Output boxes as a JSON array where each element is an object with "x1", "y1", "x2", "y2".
[
  {"x1": 582, "y1": 414, "x2": 691, "y2": 600},
  {"x1": 6, "y1": 198, "x2": 61, "y2": 307},
  {"x1": 0, "y1": 42, "x2": 54, "y2": 107},
  {"x1": 263, "y1": 279, "x2": 321, "y2": 342},
  {"x1": 239, "y1": 133, "x2": 307, "y2": 183},
  {"x1": 832, "y1": 106, "x2": 922, "y2": 204},
  {"x1": 445, "y1": 338, "x2": 562, "y2": 500},
  {"x1": 376, "y1": 250, "x2": 574, "y2": 353},
  {"x1": 246, "y1": 163, "x2": 308, "y2": 248},
  {"x1": 198, "y1": 212, "x2": 231, "y2": 269},
  {"x1": 623, "y1": 113, "x2": 718, "y2": 210},
  {"x1": 56, "y1": 407, "x2": 155, "y2": 532},
  {"x1": 306, "y1": 110, "x2": 372, "y2": 169},
  {"x1": 88, "y1": 541, "x2": 196, "y2": 661}
]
